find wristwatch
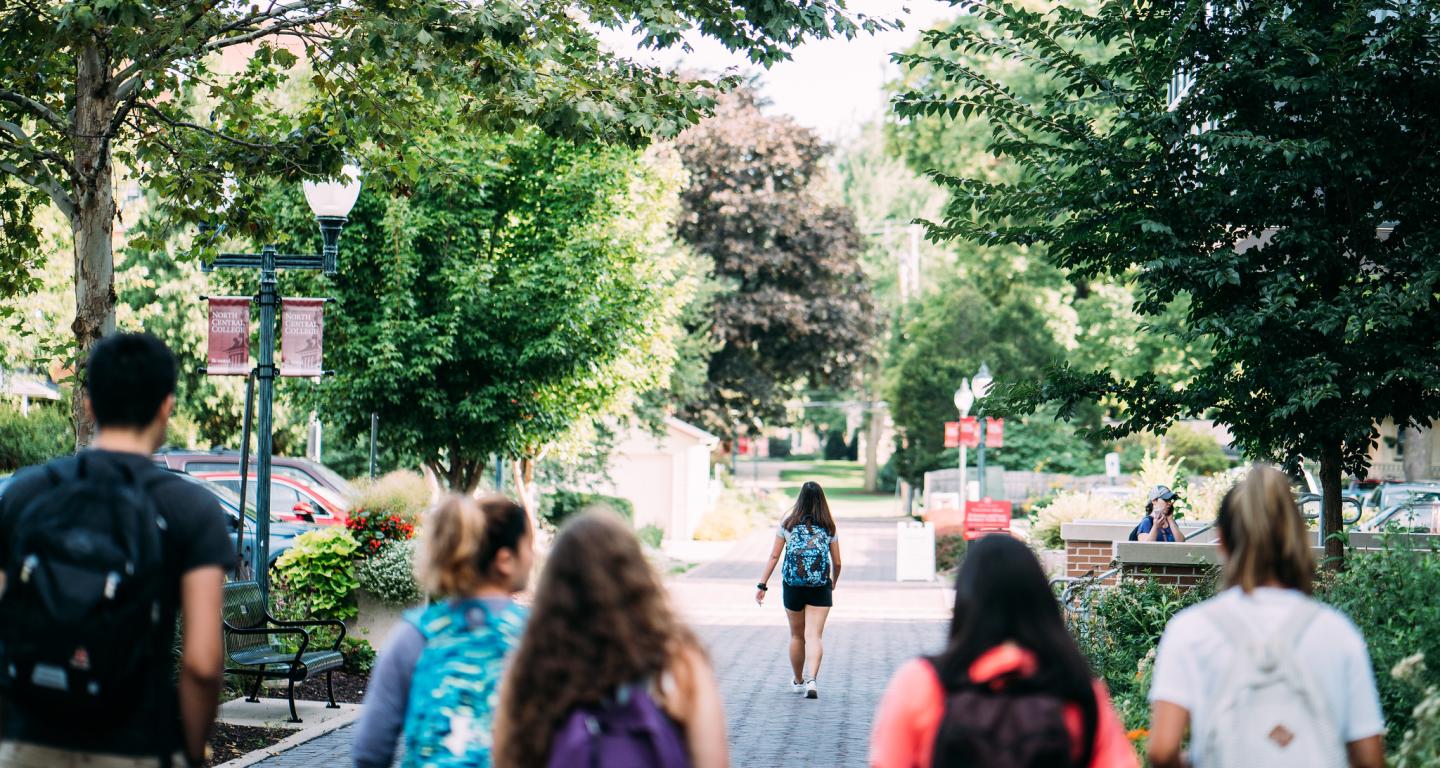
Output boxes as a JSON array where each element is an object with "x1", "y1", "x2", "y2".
[{"x1": 756, "y1": 583, "x2": 768, "y2": 591}]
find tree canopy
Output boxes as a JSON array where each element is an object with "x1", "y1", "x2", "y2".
[
  {"x1": 0, "y1": 0, "x2": 893, "y2": 441},
  {"x1": 265, "y1": 130, "x2": 693, "y2": 492},
  {"x1": 894, "y1": 0, "x2": 1440, "y2": 560},
  {"x1": 673, "y1": 88, "x2": 879, "y2": 436}
]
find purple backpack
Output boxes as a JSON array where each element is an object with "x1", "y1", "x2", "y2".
[{"x1": 546, "y1": 683, "x2": 692, "y2": 768}]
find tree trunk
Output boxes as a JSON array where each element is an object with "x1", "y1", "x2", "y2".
[
  {"x1": 863, "y1": 404, "x2": 883, "y2": 493},
  {"x1": 512, "y1": 457, "x2": 540, "y2": 533},
  {"x1": 70, "y1": 41, "x2": 118, "y2": 448},
  {"x1": 1319, "y1": 441, "x2": 1346, "y2": 569},
  {"x1": 1402, "y1": 423, "x2": 1433, "y2": 481}
]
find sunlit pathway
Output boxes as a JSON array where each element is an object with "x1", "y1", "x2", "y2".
[{"x1": 674, "y1": 518, "x2": 952, "y2": 767}]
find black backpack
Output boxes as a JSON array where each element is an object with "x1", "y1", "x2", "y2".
[
  {"x1": 929, "y1": 662, "x2": 1078, "y2": 768},
  {"x1": 0, "y1": 456, "x2": 169, "y2": 717}
]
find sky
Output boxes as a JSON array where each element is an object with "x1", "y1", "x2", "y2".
[{"x1": 598, "y1": 1, "x2": 958, "y2": 144}]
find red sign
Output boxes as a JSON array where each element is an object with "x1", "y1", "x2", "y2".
[
  {"x1": 736, "y1": 437, "x2": 751, "y2": 456},
  {"x1": 945, "y1": 417, "x2": 1003, "y2": 448},
  {"x1": 206, "y1": 297, "x2": 250, "y2": 375},
  {"x1": 280, "y1": 298, "x2": 325, "y2": 377},
  {"x1": 963, "y1": 498, "x2": 1013, "y2": 540}
]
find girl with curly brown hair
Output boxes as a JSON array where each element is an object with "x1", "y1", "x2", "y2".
[{"x1": 493, "y1": 511, "x2": 728, "y2": 768}]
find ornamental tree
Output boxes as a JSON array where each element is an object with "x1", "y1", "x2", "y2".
[
  {"x1": 0, "y1": 0, "x2": 892, "y2": 442},
  {"x1": 673, "y1": 88, "x2": 879, "y2": 436},
  {"x1": 267, "y1": 129, "x2": 693, "y2": 495},
  {"x1": 894, "y1": 0, "x2": 1440, "y2": 563}
]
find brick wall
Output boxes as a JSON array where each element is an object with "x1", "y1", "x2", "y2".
[
  {"x1": 1065, "y1": 539, "x2": 1117, "y2": 580},
  {"x1": 1118, "y1": 562, "x2": 1212, "y2": 587}
]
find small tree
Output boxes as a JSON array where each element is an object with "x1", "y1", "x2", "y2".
[
  {"x1": 895, "y1": 1, "x2": 1440, "y2": 564},
  {"x1": 269, "y1": 130, "x2": 691, "y2": 497}
]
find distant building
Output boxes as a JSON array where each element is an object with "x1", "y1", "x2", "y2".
[{"x1": 600, "y1": 417, "x2": 719, "y2": 540}]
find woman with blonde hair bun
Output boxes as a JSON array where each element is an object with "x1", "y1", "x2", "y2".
[
  {"x1": 1147, "y1": 465, "x2": 1385, "y2": 768},
  {"x1": 352, "y1": 494, "x2": 533, "y2": 768},
  {"x1": 493, "y1": 510, "x2": 727, "y2": 768}
]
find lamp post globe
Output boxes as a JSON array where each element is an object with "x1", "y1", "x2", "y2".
[
  {"x1": 954, "y1": 378, "x2": 974, "y2": 418},
  {"x1": 303, "y1": 163, "x2": 362, "y2": 274},
  {"x1": 972, "y1": 362, "x2": 993, "y2": 400}
]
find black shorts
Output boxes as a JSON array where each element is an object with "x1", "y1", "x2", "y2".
[{"x1": 782, "y1": 581, "x2": 833, "y2": 612}]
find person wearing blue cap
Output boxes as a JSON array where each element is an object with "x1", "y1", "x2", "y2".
[{"x1": 1135, "y1": 485, "x2": 1188, "y2": 542}]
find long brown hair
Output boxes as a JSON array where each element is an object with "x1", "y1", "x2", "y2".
[
  {"x1": 1216, "y1": 465, "x2": 1315, "y2": 594},
  {"x1": 781, "y1": 481, "x2": 836, "y2": 535},
  {"x1": 493, "y1": 511, "x2": 697, "y2": 767}
]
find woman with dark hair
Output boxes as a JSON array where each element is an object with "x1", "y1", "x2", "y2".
[
  {"x1": 352, "y1": 494, "x2": 533, "y2": 768},
  {"x1": 493, "y1": 511, "x2": 727, "y2": 768},
  {"x1": 755, "y1": 481, "x2": 842, "y2": 699},
  {"x1": 869, "y1": 535, "x2": 1136, "y2": 768}
]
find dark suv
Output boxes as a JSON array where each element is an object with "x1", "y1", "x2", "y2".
[{"x1": 152, "y1": 449, "x2": 356, "y2": 501}]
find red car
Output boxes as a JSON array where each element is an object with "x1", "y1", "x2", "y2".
[{"x1": 195, "y1": 472, "x2": 350, "y2": 527}]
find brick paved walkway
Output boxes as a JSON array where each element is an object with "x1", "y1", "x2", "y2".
[{"x1": 245, "y1": 517, "x2": 950, "y2": 767}]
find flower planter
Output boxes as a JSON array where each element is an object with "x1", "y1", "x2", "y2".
[{"x1": 348, "y1": 588, "x2": 425, "y2": 651}]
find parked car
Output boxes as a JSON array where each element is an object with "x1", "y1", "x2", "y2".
[
  {"x1": 1358, "y1": 481, "x2": 1440, "y2": 533},
  {"x1": 166, "y1": 470, "x2": 305, "y2": 575},
  {"x1": 194, "y1": 471, "x2": 350, "y2": 527},
  {"x1": 152, "y1": 449, "x2": 356, "y2": 501}
]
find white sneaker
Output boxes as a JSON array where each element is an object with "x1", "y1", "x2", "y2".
[
  {"x1": 804, "y1": 678, "x2": 818, "y2": 699},
  {"x1": 790, "y1": 679, "x2": 805, "y2": 694}
]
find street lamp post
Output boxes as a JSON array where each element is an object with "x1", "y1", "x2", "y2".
[
  {"x1": 205, "y1": 165, "x2": 361, "y2": 600},
  {"x1": 972, "y1": 363, "x2": 994, "y2": 499},
  {"x1": 953, "y1": 379, "x2": 974, "y2": 514}
]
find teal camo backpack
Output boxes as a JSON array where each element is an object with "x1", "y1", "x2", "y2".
[
  {"x1": 401, "y1": 599, "x2": 528, "y2": 768},
  {"x1": 782, "y1": 519, "x2": 833, "y2": 587}
]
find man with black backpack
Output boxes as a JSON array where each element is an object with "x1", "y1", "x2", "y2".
[{"x1": 0, "y1": 333, "x2": 232, "y2": 768}]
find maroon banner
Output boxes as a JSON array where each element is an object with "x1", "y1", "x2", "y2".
[
  {"x1": 280, "y1": 298, "x2": 325, "y2": 377},
  {"x1": 206, "y1": 297, "x2": 251, "y2": 375}
]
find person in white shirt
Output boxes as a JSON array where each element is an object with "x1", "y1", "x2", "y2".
[{"x1": 1147, "y1": 465, "x2": 1385, "y2": 768}]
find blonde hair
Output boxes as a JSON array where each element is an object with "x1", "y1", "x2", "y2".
[
  {"x1": 414, "y1": 493, "x2": 529, "y2": 597},
  {"x1": 1217, "y1": 465, "x2": 1314, "y2": 594}
]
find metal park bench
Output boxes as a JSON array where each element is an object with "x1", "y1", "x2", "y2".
[{"x1": 222, "y1": 581, "x2": 346, "y2": 723}]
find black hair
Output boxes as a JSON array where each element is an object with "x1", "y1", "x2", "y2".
[
  {"x1": 85, "y1": 332, "x2": 178, "y2": 429},
  {"x1": 781, "y1": 481, "x2": 837, "y2": 536},
  {"x1": 932, "y1": 535, "x2": 1098, "y2": 765},
  {"x1": 476, "y1": 496, "x2": 530, "y2": 575}
]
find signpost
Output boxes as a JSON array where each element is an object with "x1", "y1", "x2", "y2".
[
  {"x1": 963, "y1": 498, "x2": 1013, "y2": 540},
  {"x1": 1105, "y1": 452, "x2": 1121, "y2": 484},
  {"x1": 945, "y1": 417, "x2": 1003, "y2": 448}
]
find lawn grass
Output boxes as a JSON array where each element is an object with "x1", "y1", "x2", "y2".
[{"x1": 776, "y1": 460, "x2": 898, "y2": 518}]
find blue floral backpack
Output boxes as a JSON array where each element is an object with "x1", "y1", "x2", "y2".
[
  {"x1": 401, "y1": 599, "x2": 528, "y2": 768},
  {"x1": 782, "y1": 517, "x2": 833, "y2": 587}
]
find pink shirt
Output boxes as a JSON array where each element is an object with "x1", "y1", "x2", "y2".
[{"x1": 869, "y1": 645, "x2": 1140, "y2": 768}]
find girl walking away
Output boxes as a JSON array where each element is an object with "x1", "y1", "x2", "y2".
[
  {"x1": 1147, "y1": 466, "x2": 1385, "y2": 768},
  {"x1": 756, "y1": 481, "x2": 842, "y2": 699},
  {"x1": 869, "y1": 535, "x2": 1137, "y2": 768},
  {"x1": 351, "y1": 494, "x2": 533, "y2": 768},
  {"x1": 493, "y1": 511, "x2": 727, "y2": 768}
]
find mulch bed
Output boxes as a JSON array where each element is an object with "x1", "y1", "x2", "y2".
[
  {"x1": 285, "y1": 669, "x2": 370, "y2": 704},
  {"x1": 208, "y1": 722, "x2": 292, "y2": 766}
]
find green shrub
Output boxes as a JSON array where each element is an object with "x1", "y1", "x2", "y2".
[
  {"x1": 638, "y1": 524, "x2": 664, "y2": 549},
  {"x1": 822, "y1": 429, "x2": 848, "y2": 461},
  {"x1": 0, "y1": 403, "x2": 72, "y2": 473},
  {"x1": 1070, "y1": 572, "x2": 1218, "y2": 731},
  {"x1": 766, "y1": 437, "x2": 792, "y2": 459},
  {"x1": 1317, "y1": 540, "x2": 1440, "y2": 748},
  {"x1": 936, "y1": 534, "x2": 967, "y2": 573},
  {"x1": 540, "y1": 490, "x2": 634, "y2": 530},
  {"x1": 346, "y1": 507, "x2": 417, "y2": 557},
  {"x1": 341, "y1": 637, "x2": 376, "y2": 675},
  {"x1": 355, "y1": 539, "x2": 424, "y2": 606},
  {"x1": 273, "y1": 527, "x2": 360, "y2": 622}
]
